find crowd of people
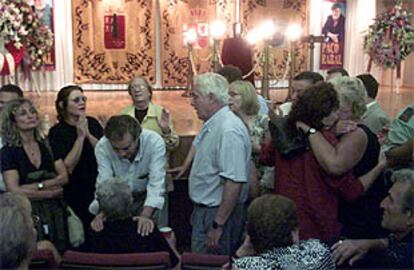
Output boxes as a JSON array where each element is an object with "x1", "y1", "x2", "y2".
[{"x1": 0, "y1": 67, "x2": 413, "y2": 269}]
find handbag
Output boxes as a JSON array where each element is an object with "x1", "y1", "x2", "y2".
[
  {"x1": 269, "y1": 117, "x2": 309, "y2": 159},
  {"x1": 66, "y1": 206, "x2": 85, "y2": 247}
]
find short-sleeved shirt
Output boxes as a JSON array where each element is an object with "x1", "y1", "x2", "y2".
[
  {"x1": 89, "y1": 129, "x2": 166, "y2": 214},
  {"x1": 385, "y1": 104, "x2": 414, "y2": 151},
  {"x1": 189, "y1": 106, "x2": 251, "y2": 206},
  {"x1": 1, "y1": 141, "x2": 59, "y2": 184},
  {"x1": 48, "y1": 117, "x2": 103, "y2": 214}
]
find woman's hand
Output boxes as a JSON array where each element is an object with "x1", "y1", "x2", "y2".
[
  {"x1": 133, "y1": 216, "x2": 154, "y2": 236},
  {"x1": 91, "y1": 213, "x2": 106, "y2": 232},
  {"x1": 157, "y1": 109, "x2": 171, "y2": 134},
  {"x1": 295, "y1": 121, "x2": 310, "y2": 133},
  {"x1": 334, "y1": 120, "x2": 357, "y2": 135},
  {"x1": 76, "y1": 116, "x2": 88, "y2": 139},
  {"x1": 168, "y1": 165, "x2": 188, "y2": 180}
]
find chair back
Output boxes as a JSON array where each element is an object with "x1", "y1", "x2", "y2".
[
  {"x1": 30, "y1": 249, "x2": 58, "y2": 269},
  {"x1": 60, "y1": 250, "x2": 170, "y2": 270},
  {"x1": 181, "y1": 252, "x2": 229, "y2": 270}
]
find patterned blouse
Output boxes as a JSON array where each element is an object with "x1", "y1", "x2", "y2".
[
  {"x1": 250, "y1": 114, "x2": 274, "y2": 190},
  {"x1": 234, "y1": 239, "x2": 335, "y2": 270}
]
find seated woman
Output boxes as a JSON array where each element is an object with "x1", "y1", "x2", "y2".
[
  {"x1": 296, "y1": 77, "x2": 388, "y2": 239},
  {"x1": 84, "y1": 177, "x2": 179, "y2": 268},
  {"x1": 260, "y1": 82, "x2": 384, "y2": 242},
  {"x1": 228, "y1": 80, "x2": 274, "y2": 195},
  {"x1": 233, "y1": 194, "x2": 335, "y2": 269},
  {"x1": 0, "y1": 193, "x2": 37, "y2": 270},
  {"x1": 0, "y1": 192, "x2": 62, "y2": 268},
  {"x1": 0, "y1": 99, "x2": 69, "y2": 252},
  {"x1": 48, "y1": 85, "x2": 103, "y2": 230},
  {"x1": 121, "y1": 76, "x2": 179, "y2": 227}
]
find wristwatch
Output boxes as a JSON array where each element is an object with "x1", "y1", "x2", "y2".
[
  {"x1": 306, "y1": 127, "x2": 317, "y2": 137},
  {"x1": 212, "y1": 221, "x2": 224, "y2": 229},
  {"x1": 37, "y1": 182, "x2": 45, "y2": 190}
]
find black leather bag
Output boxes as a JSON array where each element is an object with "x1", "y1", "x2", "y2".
[{"x1": 269, "y1": 117, "x2": 309, "y2": 159}]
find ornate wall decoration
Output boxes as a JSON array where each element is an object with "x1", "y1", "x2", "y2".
[
  {"x1": 72, "y1": 0, "x2": 155, "y2": 83},
  {"x1": 160, "y1": 0, "x2": 234, "y2": 87},
  {"x1": 242, "y1": 0, "x2": 308, "y2": 81}
]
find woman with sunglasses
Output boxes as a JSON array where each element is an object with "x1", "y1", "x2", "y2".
[
  {"x1": 0, "y1": 98, "x2": 69, "y2": 252},
  {"x1": 48, "y1": 85, "x2": 103, "y2": 231}
]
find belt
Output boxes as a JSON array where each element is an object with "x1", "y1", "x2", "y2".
[{"x1": 193, "y1": 202, "x2": 218, "y2": 208}]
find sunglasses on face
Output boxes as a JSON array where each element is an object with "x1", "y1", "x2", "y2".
[{"x1": 70, "y1": 96, "x2": 88, "y2": 103}]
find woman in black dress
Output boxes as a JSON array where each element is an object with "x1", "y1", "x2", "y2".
[
  {"x1": 0, "y1": 98, "x2": 69, "y2": 252},
  {"x1": 48, "y1": 85, "x2": 103, "y2": 230}
]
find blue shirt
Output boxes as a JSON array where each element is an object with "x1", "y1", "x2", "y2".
[
  {"x1": 89, "y1": 129, "x2": 166, "y2": 214},
  {"x1": 257, "y1": 95, "x2": 269, "y2": 116},
  {"x1": 189, "y1": 106, "x2": 251, "y2": 206}
]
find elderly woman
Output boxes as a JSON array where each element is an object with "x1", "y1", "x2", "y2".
[
  {"x1": 121, "y1": 76, "x2": 178, "y2": 226},
  {"x1": 261, "y1": 82, "x2": 384, "y2": 242},
  {"x1": 296, "y1": 77, "x2": 387, "y2": 239},
  {"x1": 0, "y1": 193, "x2": 37, "y2": 270},
  {"x1": 0, "y1": 99, "x2": 69, "y2": 252},
  {"x1": 228, "y1": 80, "x2": 274, "y2": 194},
  {"x1": 233, "y1": 194, "x2": 335, "y2": 269},
  {"x1": 85, "y1": 177, "x2": 179, "y2": 268},
  {"x1": 48, "y1": 85, "x2": 103, "y2": 229}
]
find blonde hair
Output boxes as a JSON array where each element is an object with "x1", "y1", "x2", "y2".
[
  {"x1": 0, "y1": 99, "x2": 44, "y2": 147},
  {"x1": 331, "y1": 76, "x2": 367, "y2": 119},
  {"x1": 229, "y1": 80, "x2": 260, "y2": 116}
]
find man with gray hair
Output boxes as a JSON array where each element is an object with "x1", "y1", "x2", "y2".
[
  {"x1": 332, "y1": 168, "x2": 414, "y2": 268},
  {"x1": 188, "y1": 72, "x2": 251, "y2": 255},
  {"x1": 89, "y1": 115, "x2": 166, "y2": 237}
]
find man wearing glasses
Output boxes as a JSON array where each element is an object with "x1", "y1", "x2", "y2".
[{"x1": 89, "y1": 115, "x2": 166, "y2": 236}]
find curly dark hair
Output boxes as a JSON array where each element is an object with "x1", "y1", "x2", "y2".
[
  {"x1": 288, "y1": 81, "x2": 339, "y2": 130},
  {"x1": 247, "y1": 194, "x2": 298, "y2": 253}
]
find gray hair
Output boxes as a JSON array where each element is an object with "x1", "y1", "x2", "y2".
[
  {"x1": 0, "y1": 193, "x2": 35, "y2": 269},
  {"x1": 96, "y1": 177, "x2": 133, "y2": 220},
  {"x1": 194, "y1": 72, "x2": 229, "y2": 105},
  {"x1": 330, "y1": 76, "x2": 367, "y2": 119},
  {"x1": 391, "y1": 168, "x2": 414, "y2": 214}
]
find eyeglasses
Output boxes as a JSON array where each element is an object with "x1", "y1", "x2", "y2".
[
  {"x1": 70, "y1": 96, "x2": 88, "y2": 103},
  {"x1": 32, "y1": 215, "x2": 40, "y2": 225},
  {"x1": 130, "y1": 85, "x2": 148, "y2": 92}
]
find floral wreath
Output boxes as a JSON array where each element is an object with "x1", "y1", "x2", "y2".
[
  {"x1": 0, "y1": 0, "x2": 53, "y2": 74},
  {"x1": 364, "y1": 0, "x2": 414, "y2": 76}
]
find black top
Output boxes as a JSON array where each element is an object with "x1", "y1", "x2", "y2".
[
  {"x1": 84, "y1": 218, "x2": 179, "y2": 267},
  {"x1": 134, "y1": 108, "x2": 148, "y2": 124},
  {"x1": 352, "y1": 125, "x2": 380, "y2": 177},
  {"x1": 1, "y1": 141, "x2": 59, "y2": 184},
  {"x1": 48, "y1": 116, "x2": 103, "y2": 224},
  {"x1": 339, "y1": 124, "x2": 389, "y2": 239}
]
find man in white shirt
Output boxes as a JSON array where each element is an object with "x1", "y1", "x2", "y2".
[{"x1": 89, "y1": 115, "x2": 166, "y2": 236}]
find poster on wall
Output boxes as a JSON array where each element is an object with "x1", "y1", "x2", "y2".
[
  {"x1": 320, "y1": 0, "x2": 346, "y2": 70},
  {"x1": 33, "y1": 0, "x2": 55, "y2": 70}
]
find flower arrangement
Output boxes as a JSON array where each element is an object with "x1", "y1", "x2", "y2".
[
  {"x1": 364, "y1": 0, "x2": 414, "y2": 74},
  {"x1": 0, "y1": 0, "x2": 53, "y2": 70}
]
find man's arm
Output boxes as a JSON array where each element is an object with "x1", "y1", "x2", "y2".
[
  {"x1": 331, "y1": 238, "x2": 388, "y2": 266},
  {"x1": 134, "y1": 134, "x2": 166, "y2": 236},
  {"x1": 207, "y1": 178, "x2": 243, "y2": 249},
  {"x1": 89, "y1": 138, "x2": 114, "y2": 215}
]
